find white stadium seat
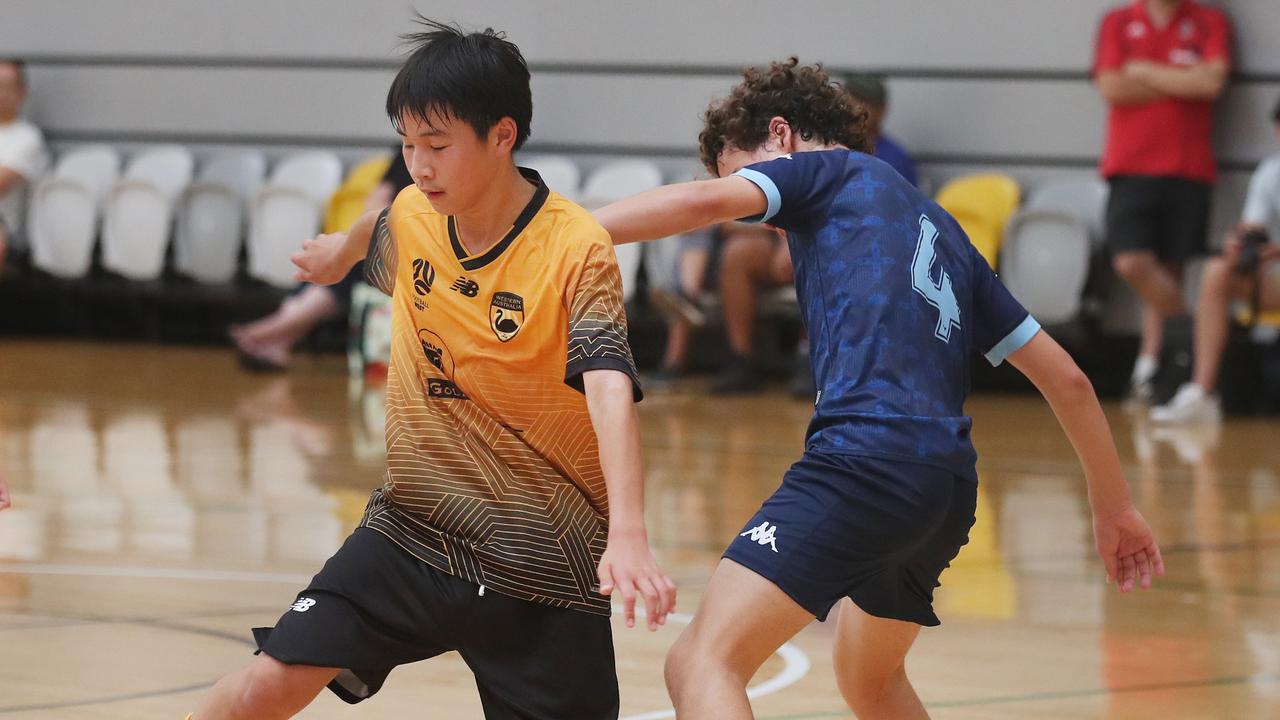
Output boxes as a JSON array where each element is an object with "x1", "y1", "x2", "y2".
[
  {"x1": 101, "y1": 145, "x2": 195, "y2": 280},
  {"x1": 581, "y1": 160, "x2": 665, "y2": 301},
  {"x1": 248, "y1": 151, "x2": 343, "y2": 288},
  {"x1": 520, "y1": 154, "x2": 581, "y2": 201},
  {"x1": 174, "y1": 150, "x2": 267, "y2": 283},
  {"x1": 1024, "y1": 178, "x2": 1109, "y2": 249},
  {"x1": 28, "y1": 145, "x2": 121, "y2": 278},
  {"x1": 1000, "y1": 210, "x2": 1092, "y2": 325}
]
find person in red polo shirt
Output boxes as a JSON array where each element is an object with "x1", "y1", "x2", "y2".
[{"x1": 1093, "y1": 0, "x2": 1231, "y2": 403}]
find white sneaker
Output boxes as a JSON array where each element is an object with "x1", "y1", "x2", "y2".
[{"x1": 1150, "y1": 384, "x2": 1222, "y2": 425}]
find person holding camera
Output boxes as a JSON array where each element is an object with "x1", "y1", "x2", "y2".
[{"x1": 1151, "y1": 98, "x2": 1280, "y2": 424}]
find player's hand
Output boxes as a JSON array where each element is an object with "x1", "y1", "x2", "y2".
[
  {"x1": 597, "y1": 531, "x2": 676, "y2": 631},
  {"x1": 0, "y1": 475, "x2": 11, "y2": 511},
  {"x1": 1093, "y1": 504, "x2": 1164, "y2": 593},
  {"x1": 292, "y1": 232, "x2": 356, "y2": 286}
]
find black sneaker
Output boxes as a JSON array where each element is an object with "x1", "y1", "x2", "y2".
[
  {"x1": 710, "y1": 355, "x2": 763, "y2": 395},
  {"x1": 644, "y1": 365, "x2": 684, "y2": 391}
]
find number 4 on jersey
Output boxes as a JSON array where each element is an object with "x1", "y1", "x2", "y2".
[{"x1": 911, "y1": 215, "x2": 962, "y2": 342}]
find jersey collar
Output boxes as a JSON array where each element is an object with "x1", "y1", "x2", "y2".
[{"x1": 447, "y1": 167, "x2": 549, "y2": 272}]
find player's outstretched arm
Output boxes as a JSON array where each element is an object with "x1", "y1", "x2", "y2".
[
  {"x1": 1007, "y1": 331, "x2": 1165, "y2": 593},
  {"x1": 595, "y1": 176, "x2": 768, "y2": 245},
  {"x1": 582, "y1": 369, "x2": 677, "y2": 630},
  {"x1": 291, "y1": 208, "x2": 380, "y2": 285}
]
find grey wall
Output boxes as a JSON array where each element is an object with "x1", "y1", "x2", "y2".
[{"x1": 3, "y1": 0, "x2": 1278, "y2": 201}]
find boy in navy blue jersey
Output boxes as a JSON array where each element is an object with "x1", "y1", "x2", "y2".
[{"x1": 596, "y1": 58, "x2": 1163, "y2": 720}]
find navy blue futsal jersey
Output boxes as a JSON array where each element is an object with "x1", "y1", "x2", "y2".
[{"x1": 734, "y1": 150, "x2": 1040, "y2": 481}]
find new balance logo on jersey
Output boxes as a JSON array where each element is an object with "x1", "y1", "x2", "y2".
[
  {"x1": 739, "y1": 521, "x2": 779, "y2": 552},
  {"x1": 290, "y1": 597, "x2": 317, "y2": 613},
  {"x1": 451, "y1": 277, "x2": 480, "y2": 297}
]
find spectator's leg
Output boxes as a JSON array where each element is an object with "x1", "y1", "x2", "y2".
[
  {"x1": 718, "y1": 227, "x2": 777, "y2": 359},
  {"x1": 713, "y1": 227, "x2": 787, "y2": 394},
  {"x1": 680, "y1": 246, "x2": 710, "y2": 299},
  {"x1": 1189, "y1": 256, "x2": 1246, "y2": 393},
  {"x1": 233, "y1": 285, "x2": 341, "y2": 369},
  {"x1": 1113, "y1": 251, "x2": 1187, "y2": 396}
]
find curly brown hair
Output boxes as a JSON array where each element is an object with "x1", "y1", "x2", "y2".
[{"x1": 698, "y1": 58, "x2": 870, "y2": 176}]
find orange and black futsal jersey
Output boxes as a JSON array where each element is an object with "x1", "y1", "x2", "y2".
[{"x1": 360, "y1": 168, "x2": 641, "y2": 616}]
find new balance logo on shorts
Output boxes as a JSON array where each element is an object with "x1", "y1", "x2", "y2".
[
  {"x1": 740, "y1": 521, "x2": 779, "y2": 552},
  {"x1": 290, "y1": 597, "x2": 317, "y2": 613}
]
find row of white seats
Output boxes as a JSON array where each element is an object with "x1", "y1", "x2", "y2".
[
  {"x1": 28, "y1": 146, "x2": 343, "y2": 287},
  {"x1": 25, "y1": 144, "x2": 1106, "y2": 327},
  {"x1": 23, "y1": 147, "x2": 669, "y2": 292}
]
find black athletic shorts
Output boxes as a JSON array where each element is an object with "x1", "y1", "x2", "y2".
[
  {"x1": 254, "y1": 527, "x2": 619, "y2": 719},
  {"x1": 1106, "y1": 175, "x2": 1212, "y2": 263},
  {"x1": 723, "y1": 451, "x2": 977, "y2": 626}
]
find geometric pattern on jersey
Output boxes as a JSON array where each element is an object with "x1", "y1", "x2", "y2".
[
  {"x1": 735, "y1": 150, "x2": 1039, "y2": 482},
  {"x1": 359, "y1": 168, "x2": 640, "y2": 615}
]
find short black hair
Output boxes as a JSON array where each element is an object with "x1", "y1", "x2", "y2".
[
  {"x1": 385, "y1": 17, "x2": 532, "y2": 150},
  {"x1": 0, "y1": 59, "x2": 26, "y2": 90}
]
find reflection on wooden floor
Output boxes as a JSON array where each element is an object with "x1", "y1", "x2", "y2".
[{"x1": 2, "y1": 341, "x2": 1279, "y2": 719}]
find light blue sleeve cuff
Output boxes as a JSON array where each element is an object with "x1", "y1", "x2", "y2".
[
  {"x1": 732, "y1": 168, "x2": 781, "y2": 224},
  {"x1": 984, "y1": 315, "x2": 1041, "y2": 367}
]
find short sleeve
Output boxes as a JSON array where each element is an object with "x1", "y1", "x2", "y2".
[
  {"x1": 966, "y1": 242, "x2": 1040, "y2": 366},
  {"x1": 732, "y1": 150, "x2": 845, "y2": 233},
  {"x1": 565, "y1": 237, "x2": 643, "y2": 401},
  {"x1": 1241, "y1": 157, "x2": 1280, "y2": 228},
  {"x1": 1201, "y1": 9, "x2": 1232, "y2": 64},
  {"x1": 1092, "y1": 11, "x2": 1126, "y2": 75},
  {"x1": 0, "y1": 125, "x2": 49, "y2": 181},
  {"x1": 362, "y1": 207, "x2": 397, "y2": 296}
]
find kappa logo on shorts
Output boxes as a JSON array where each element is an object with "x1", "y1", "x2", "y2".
[
  {"x1": 290, "y1": 597, "x2": 317, "y2": 613},
  {"x1": 740, "y1": 521, "x2": 780, "y2": 552}
]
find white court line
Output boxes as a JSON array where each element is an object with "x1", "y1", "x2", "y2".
[{"x1": 0, "y1": 562, "x2": 812, "y2": 718}]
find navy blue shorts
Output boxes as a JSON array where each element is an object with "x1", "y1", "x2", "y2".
[{"x1": 723, "y1": 451, "x2": 977, "y2": 626}]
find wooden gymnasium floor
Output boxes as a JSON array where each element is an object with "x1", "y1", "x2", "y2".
[{"x1": 1, "y1": 340, "x2": 1279, "y2": 719}]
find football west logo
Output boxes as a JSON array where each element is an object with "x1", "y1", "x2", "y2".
[
  {"x1": 490, "y1": 291, "x2": 525, "y2": 342},
  {"x1": 412, "y1": 258, "x2": 436, "y2": 296}
]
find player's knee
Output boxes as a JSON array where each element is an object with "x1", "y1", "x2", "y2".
[
  {"x1": 836, "y1": 663, "x2": 908, "y2": 716},
  {"x1": 1200, "y1": 256, "x2": 1233, "y2": 294},
  {"x1": 236, "y1": 656, "x2": 323, "y2": 715},
  {"x1": 663, "y1": 633, "x2": 697, "y2": 696}
]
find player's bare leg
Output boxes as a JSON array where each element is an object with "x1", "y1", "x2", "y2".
[
  {"x1": 832, "y1": 599, "x2": 928, "y2": 720},
  {"x1": 664, "y1": 559, "x2": 812, "y2": 719},
  {"x1": 191, "y1": 654, "x2": 338, "y2": 720}
]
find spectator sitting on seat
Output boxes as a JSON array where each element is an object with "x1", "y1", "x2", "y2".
[
  {"x1": 1151, "y1": 96, "x2": 1280, "y2": 424},
  {"x1": 646, "y1": 227, "x2": 713, "y2": 386},
  {"x1": 231, "y1": 149, "x2": 412, "y2": 371},
  {"x1": 0, "y1": 59, "x2": 50, "y2": 275},
  {"x1": 843, "y1": 72, "x2": 917, "y2": 187}
]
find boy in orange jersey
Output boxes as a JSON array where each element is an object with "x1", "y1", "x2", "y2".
[{"x1": 188, "y1": 19, "x2": 673, "y2": 720}]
